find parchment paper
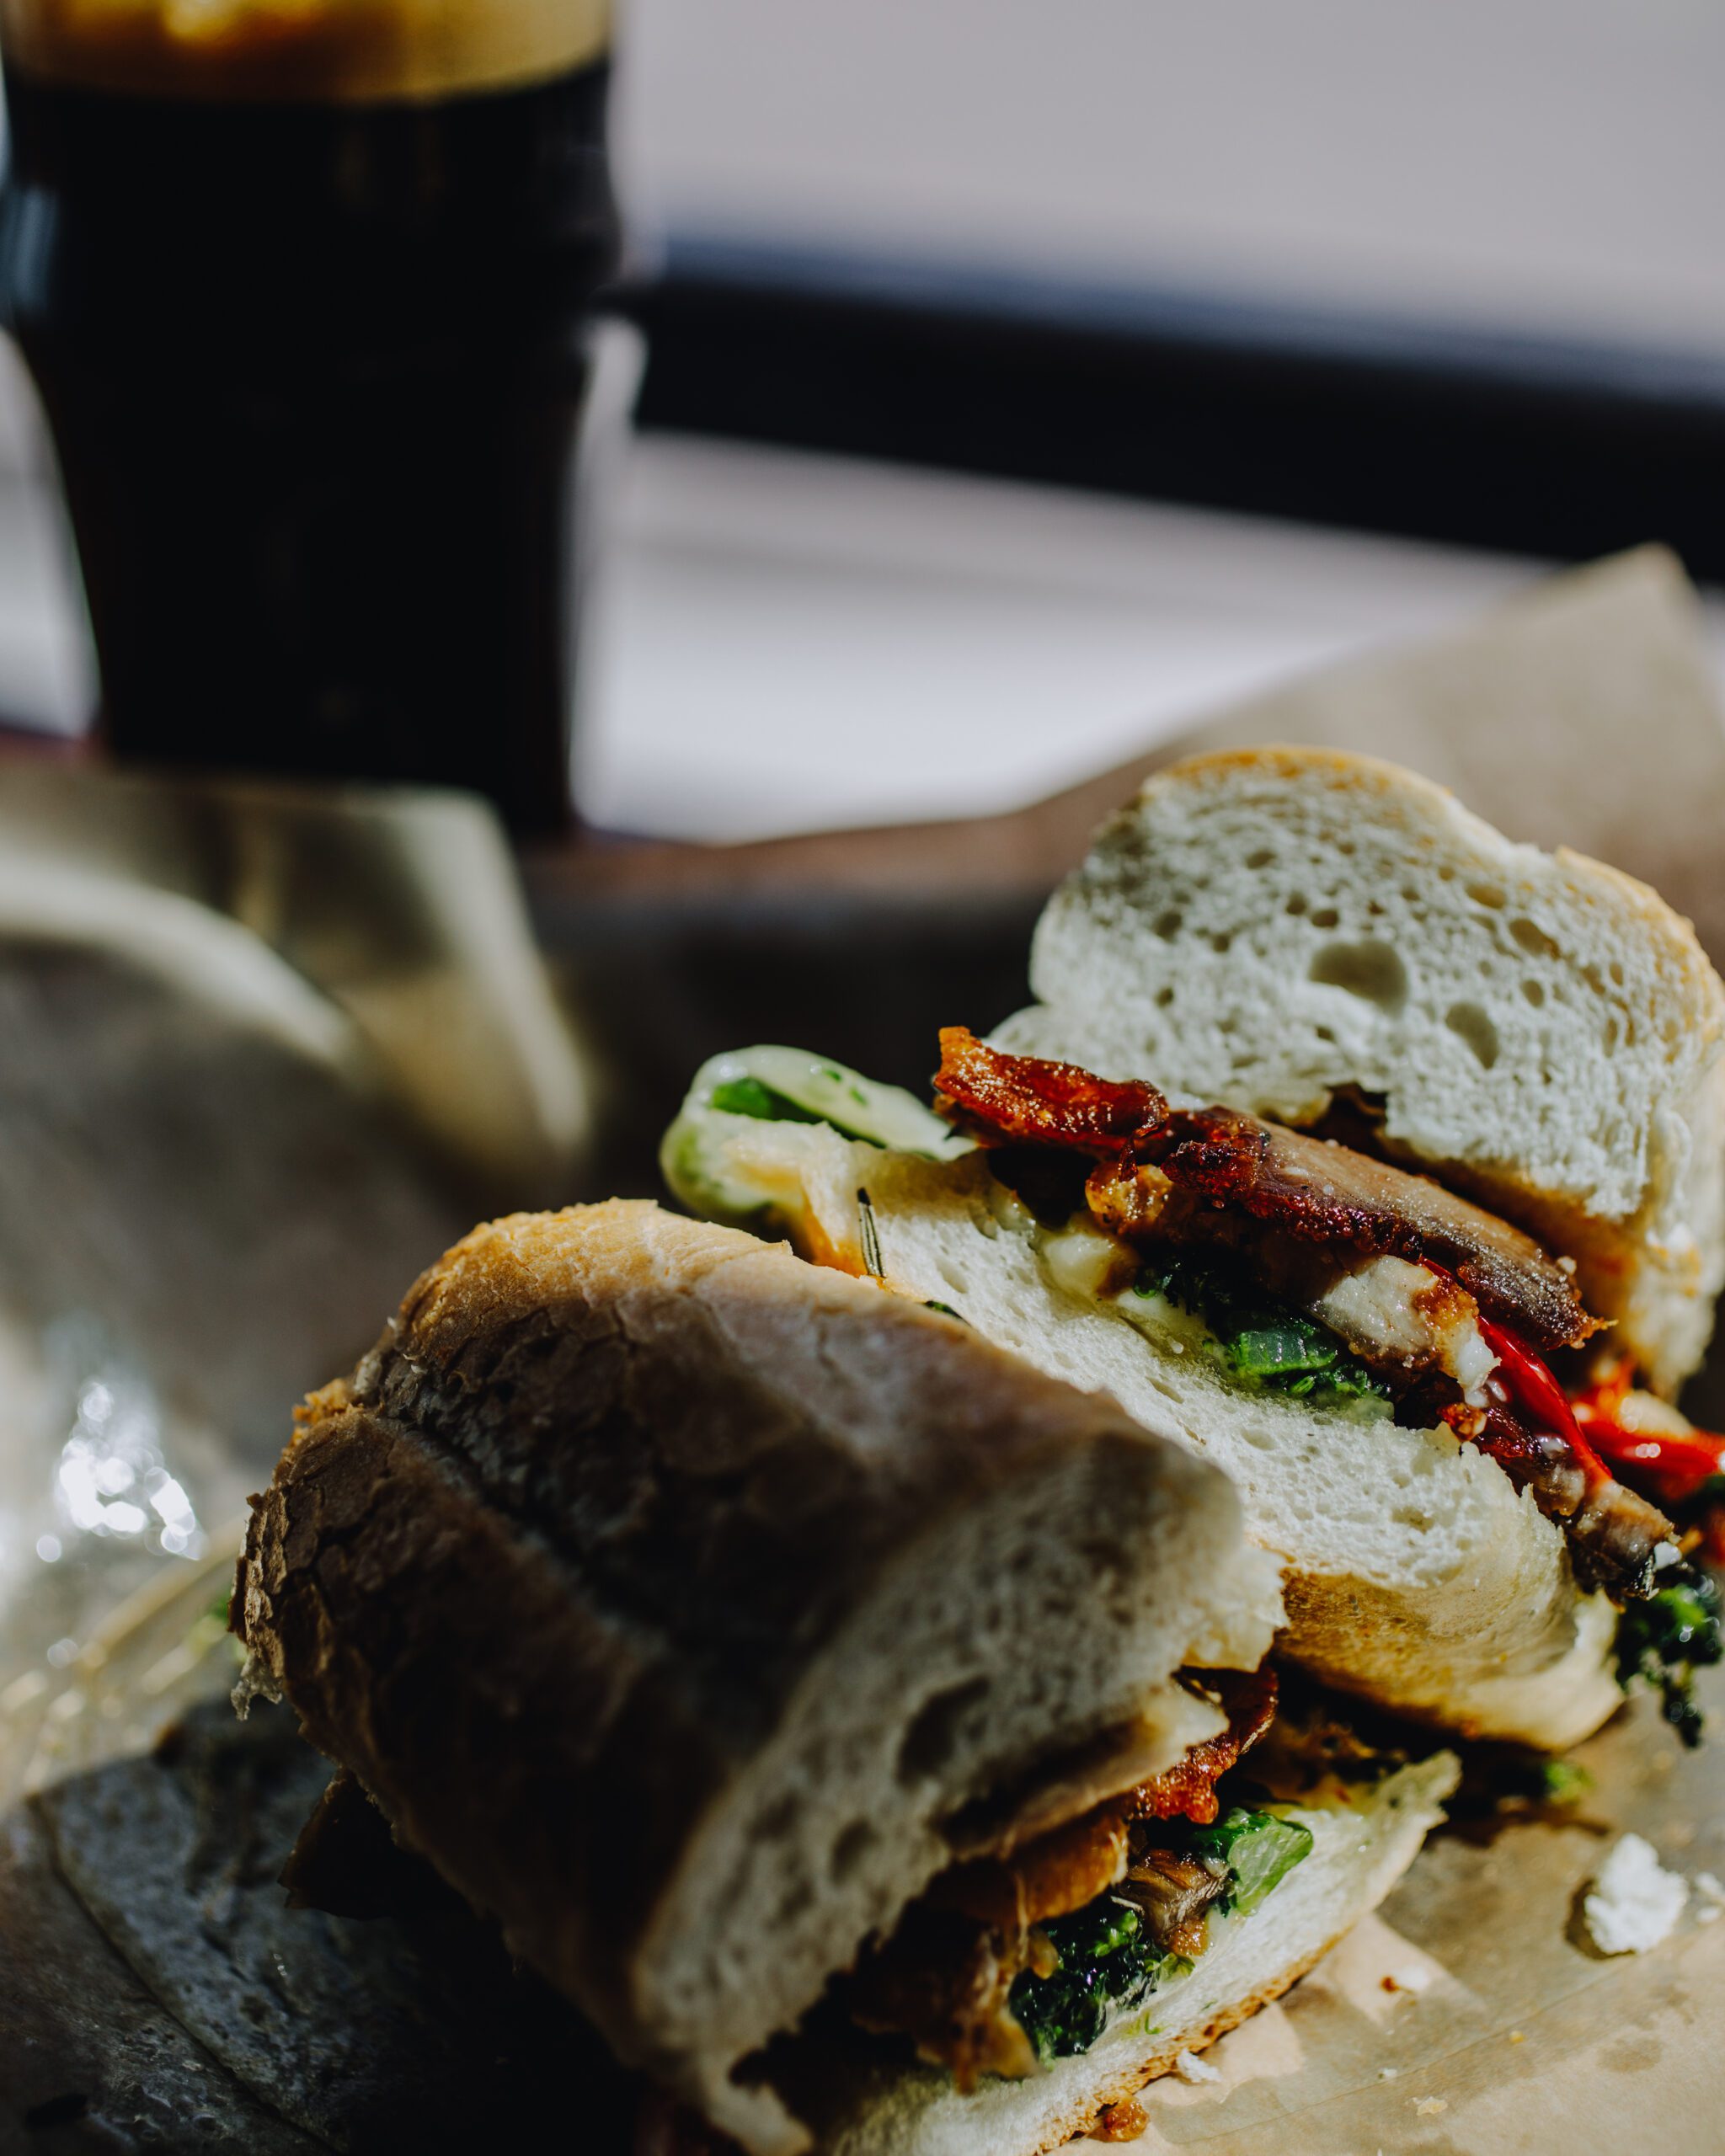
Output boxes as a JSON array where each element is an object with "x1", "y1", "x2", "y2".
[
  {"x1": 6, "y1": 546, "x2": 1725, "y2": 2153},
  {"x1": 1140, "y1": 544, "x2": 1725, "y2": 969},
  {"x1": 0, "y1": 762, "x2": 592, "y2": 1206}
]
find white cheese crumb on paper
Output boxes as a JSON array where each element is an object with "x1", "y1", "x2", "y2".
[
  {"x1": 1583, "y1": 1833, "x2": 1688, "y2": 1955},
  {"x1": 1172, "y1": 2050, "x2": 1220, "y2": 2085},
  {"x1": 1693, "y1": 1870, "x2": 1725, "y2": 1924}
]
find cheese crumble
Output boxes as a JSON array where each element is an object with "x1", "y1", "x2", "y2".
[{"x1": 1583, "y1": 1833, "x2": 1688, "y2": 1955}]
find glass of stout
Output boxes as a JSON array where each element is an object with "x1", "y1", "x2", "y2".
[{"x1": 0, "y1": 0, "x2": 620, "y2": 835}]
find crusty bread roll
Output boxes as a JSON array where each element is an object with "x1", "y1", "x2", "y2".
[
  {"x1": 995, "y1": 745, "x2": 1725, "y2": 1396},
  {"x1": 662, "y1": 1119, "x2": 1620, "y2": 1749},
  {"x1": 235, "y1": 1201, "x2": 1283, "y2": 2154}
]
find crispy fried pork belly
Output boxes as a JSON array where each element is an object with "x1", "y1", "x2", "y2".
[
  {"x1": 1143, "y1": 1105, "x2": 1596, "y2": 1356},
  {"x1": 1313, "y1": 1257, "x2": 1497, "y2": 1399},
  {"x1": 846, "y1": 1901, "x2": 1037, "y2": 2088},
  {"x1": 1120, "y1": 1671, "x2": 1277, "y2": 1824},
  {"x1": 1086, "y1": 1171, "x2": 1500, "y2": 1399},
  {"x1": 938, "y1": 1030, "x2": 1594, "y2": 1357},
  {"x1": 1566, "y1": 1480, "x2": 1677, "y2": 1598},
  {"x1": 1436, "y1": 1394, "x2": 1674, "y2": 1597},
  {"x1": 937, "y1": 1029, "x2": 1676, "y2": 1602}
]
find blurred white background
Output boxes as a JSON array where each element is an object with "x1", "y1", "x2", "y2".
[
  {"x1": 619, "y1": 0, "x2": 1725, "y2": 355},
  {"x1": 577, "y1": 437, "x2": 1556, "y2": 839}
]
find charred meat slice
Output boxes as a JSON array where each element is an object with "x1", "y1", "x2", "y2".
[
  {"x1": 1116, "y1": 1846, "x2": 1229, "y2": 1959},
  {"x1": 1567, "y1": 1481, "x2": 1677, "y2": 1599},
  {"x1": 936, "y1": 1026, "x2": 1168, "y2": 1157},
  {"x1": 931, "y1": 1812, "x2": 1131, "y2": 1939},
  {"x1": 1439, "y1": 1394, "x2": 1673, "y2": 1599},
  {"x1": 846, "y1": 1902, "x2": 1036, "y2": 2087},
  {"x1": 1124, "y1": 1670, "x2": 1278, "y2": 1824},
  {"x1": 937, "y1": 1031, "x2": 1594, "y2": 1355},
  {"x1": 944, "y1": 1673, "x2": 1276, "y2": 1930},
  {"x1": 934, "y1": 1031, "x2": 1681, "y2": 1601},
  {"x1": 1146, "y1": 1106, "x2": 1596, "y2": 1356}
]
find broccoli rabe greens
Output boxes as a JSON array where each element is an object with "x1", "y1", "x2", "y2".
[
  {"x1": 1615, "y1": 1565, "x2": 1723, "y2": 1747},
  {"x1": 1185, "y1": 1807, "x2": 1314, "y2": 1919},
  {"x1": 1007, "y1": 1897, "x2": 1188, "y2": 2068},
  {"x1": 1133, "y1": 1254, "x2": 1389, "y2": 1412},
  {"x1": 1008, "y1": 1808, "x2": 1313, "y2": 2065}
]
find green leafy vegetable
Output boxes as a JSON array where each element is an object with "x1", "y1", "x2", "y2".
[
  {"x1": 708, "y1": 1076, "x2": 827, "y2": 1125},
  {"x1": 1184, "y1": 1808, "x2": 1314, "y2": 1918},
  {"x1": 700, "y1": 1049, "x2": 969, "y2": 1156},
  {"x1": 708, "y1": 1073, "x2": 902, "y2": 1153},
  {"x1": 1008, "y1": 1806, "x2": 1313, "y2": 2063},
  {"x1": 1008, "y1": 1899, "x2": 1188, "y2": 2065},
  {"x1": 1134, "y1": 1254, "x2": 1388, "y2": 1410},
  {"x1": 1539, "y1": 1758, "x2": 1592, "y2": 1802},
  {"x1": 1615, "y1": 1566, "x2": 1722, "y2": 1747},
  {"x1": 663, "y1": 1047, "x2": 972, "y2": 1227},
  {"x1": 1230, "y1": 1323, "x2": 1340, "y2": 1380}
]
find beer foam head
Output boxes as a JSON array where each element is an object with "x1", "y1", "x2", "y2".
[{"x1": 0, "y1": 0, "x2": 609, "y2": 102}]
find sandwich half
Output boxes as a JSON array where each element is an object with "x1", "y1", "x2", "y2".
[
  {"x1": 234, "y1": 1199, "x2": 1453, "y2": 2155},
  {"x1": 1000, "y1": 746, "x2": 1725, "y2": 1396},
  {"x1": 662, "y1": 754, "x2": 1725, "y2": 1753}
]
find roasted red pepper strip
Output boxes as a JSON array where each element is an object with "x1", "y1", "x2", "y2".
[
  {"x1": 1573, "y1": 1356, "x2": 1725, "y2": 1508},
  {"x1": 1599, "y1": 1428, "x2": 1725, "y2": 1492},
  {"x1": 1473, "y1": 1312, "x2": 1610, "y2": 1488}
]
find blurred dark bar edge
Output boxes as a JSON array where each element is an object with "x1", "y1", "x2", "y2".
[{"x1": 627, "y1": 235, "x2": 1725, "y2": 579}]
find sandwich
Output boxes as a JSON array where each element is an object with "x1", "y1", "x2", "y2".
[
  {"x1": 232, "y1": 1198, "x2": 1455, "y2": 2154},
  {"x1": 662, "y1": 749, "x2": 1725, "y2": 1752}
]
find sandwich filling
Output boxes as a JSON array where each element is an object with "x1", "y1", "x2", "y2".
[
  {"x1": 842, "y1": 1673, "x2": 1311, "y2": 2084},
  {"x1": 663, "y1": 1038, "x2": 1725, "y2": 1742},
  {"x1": 929, "y1": 1027, "x2": 1722, "y2": 1736}
]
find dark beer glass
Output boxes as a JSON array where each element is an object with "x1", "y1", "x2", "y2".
[{"x1": 0, "y1": 2, "x2": 620, "y2": 833}]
